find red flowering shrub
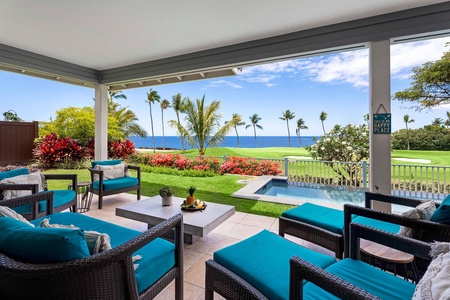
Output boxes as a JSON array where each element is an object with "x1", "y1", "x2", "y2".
[
  {"x1": 219, "y1": 156, "x2": 282, "y2": 176},
  {"x1": 33, "y1": 133, "x2": 88, "y2": 168},
  {"x1": 85, "y1": 139, "x2": 136, "y2": 160},
  {"x1": 108, "y1": 140, "x2": 136, "y2": 159}
]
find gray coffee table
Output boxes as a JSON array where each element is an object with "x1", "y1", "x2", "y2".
[{"x1": 116, "y1": 196, "x2": 235, "y2": 244}]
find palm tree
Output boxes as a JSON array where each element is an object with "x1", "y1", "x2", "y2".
[
  {"x1": 160, "y1": 99, "x2": 171, "y2": 150},
  {"x1": 431, "y1": 118, "x2": 444, "y2": 126},
  {"x1": 295, "y1": 118, "x2": 308, "y2": 148},
  {"x1": 279, "y1": 110, "x2": 295, "y2": 147},
  {"x1": 445, "y1": 111, "x2": 450, "y2": 128},
  {"x1": 114, "y1": 106, "x2": 147, "y2": 138},
  {"x1": 363, "y1": 114, "x2": 370, "y2": 128},
  {"x1": 403, "y1": 114, "x2": 414, "y2": 150},
  {"x1": 319, "y1": 111, "x2": 328, "y2": 135},
  {"x1": 246, "y1": 114, "x2": 263, "y2": 147},
  {"x1": 168, "y1": 95, "x2": 233, "y2": 155},
  {"x1": 226, "y1": 113, "x2": 246, "y2": 148},
  {"x1": 172, "y1": 93, "x2": 186, "y2": 151},
  {"x1": 146, "y1": 89, "x2": 161, "y2": 153}
]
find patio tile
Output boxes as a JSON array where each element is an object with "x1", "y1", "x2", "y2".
[
  {"x1": 210, "y1": 220, "x2": 237, "y2": 235},
  {"x1": 206, "y1": 236, "x2": 241, "y2": 255},
  {"x1": 239, "y1": 213, "x2": 276, "y2": 229},
  {"x1": 184, "y1": 248, "x2": 205, "y2": 270},
  {"x1": 224, "y1": 223, "x2": 264, "y2": 240},
  {"x1": 184, "y1": 254, "x2": 212, "y2": 288},
  {"x1": 227, "y1": 211, "x2": 247, "y2": 223},
  {"x1": 185, "y1": 233, "x2": 223, "y2": 253}
]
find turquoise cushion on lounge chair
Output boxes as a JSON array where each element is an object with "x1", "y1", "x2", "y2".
[
  {"x1": 282, "y1": 203, "x2": 344, "y2": 234},
  {"x1": 303, "y1": 258, "x2": 416, "y2": 300},
  {"x1": 92, "y1": 177, "x2": 138, "y2": 191},
  {"x1": 214, "y1": 229, "x2": 336, "y2": 300},
  {"x1": 0, "y1": 168, "x2": 29, "y2": 181},
  {"x1": 32, "y1": 212, "x2": 175, "y2": 294},
  {"x1": 430, "y1": 195, "x2": 450, "y2": 224},
  {"x1": 11, "y1": 190, "x2": 76, "y2": 215},
  {"x1": 91, "y1": 160, "x2": 122, "y2": 168},
  {"x1": 352, "y1": 216, "x2": 400, "y2": 234},
  {"x1": 0, "y1": 216, "x2": 90, "y2": 263}
]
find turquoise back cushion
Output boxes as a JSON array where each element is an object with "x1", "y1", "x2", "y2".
[
  {"x1": 91, "y1": 160, "x2": 122, "y2": 168},
  {"x1": 282, "y1": 203, "x2": 344, "y2": 234},
  {"x1": 430, "y1": 195, "x2": 450, "y2": 224},
  {"x1": 12, "y1": 190, "x2": 76, "y2": 215},
  {"x1": 214, "y1": 229, "x2": 336, "y2": 300},
  {"x1": 32, "y1": 212, "x2": 175, "y2": 294},
  {"x1": 92, "y1": 177, "x2": 138, "y2": 191},
  {"x1": 303, "y1": 259, "x2": 415, "y2": 300},
  {"x1": 0, "y1": 168, "x2": 30, "y2": 181},
  {"x1": 352, "y1": 216, "x2": 400, "y2": 234},
  {"x1": 0, "y1": 217, "x2": 90, "y2": 263}
]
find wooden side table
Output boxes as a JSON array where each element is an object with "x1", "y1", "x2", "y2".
[
  {"x1": 68, "y1": 182, "x2": 93, "y2": 213},
  {"x1": 360, "y1": 239, "x2": 419, "y2": 283}
]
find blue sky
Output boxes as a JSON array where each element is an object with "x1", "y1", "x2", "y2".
[{"x1": 1, "y1": 37, "x2": 449, "y2": 137}]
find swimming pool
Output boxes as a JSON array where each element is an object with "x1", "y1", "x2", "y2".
[{"x1": 255, "y1": 179, "x2": 366, "y2": 206}]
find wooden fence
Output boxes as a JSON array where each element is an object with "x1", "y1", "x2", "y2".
[{"x1": 0, "y1": 121, "x2": 38, "y2": 165}]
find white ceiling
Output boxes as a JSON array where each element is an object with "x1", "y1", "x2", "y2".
[{"x1": 1, "y1": 0, "x2": 447, "y2": 70}]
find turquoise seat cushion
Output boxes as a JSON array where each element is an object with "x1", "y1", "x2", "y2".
[
  {"x1": 0, "y1": 168, "x2": 29, "y2": 181},
  {"x1": 352, "y1": 216, "x2": 400, "y2": 234},
  {"x1": 91, "y1": 159, "x2": 122, "y2": 168},
  {"x1": 282, "y1": 203, "x2": 344, "y2": 234},
  {"x1": 11, "y1": 190, "x2": 76, "y2": 215},
  {"x1": 92, "y1": 177, "x2": 138, "y2": 191},
  {"x1": 303, "y1": 258, "x2": 415, "y2": 300},
  {"x1": 213, "y1": 229, "x2": 336, "y2": 300},
  {"x1": 0, "y1": 216, "x2": 90, "y2": 263},
  {"x1": 431, "y1": 195, "x2": 450, "y2": 224},
  {"x1": 32, "y1": 212, "x2": 175, "y2": 294}
]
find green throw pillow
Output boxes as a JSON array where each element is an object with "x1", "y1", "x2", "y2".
[{"x1": 0, "y1": 217, "x2": 90, "y2": 263}]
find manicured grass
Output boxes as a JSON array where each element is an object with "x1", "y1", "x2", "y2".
[{"x1": 44, "y1": 169, "x2": 295, "y2": 218}]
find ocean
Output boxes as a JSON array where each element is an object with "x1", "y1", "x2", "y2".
[{"x1": 129, "y1": 136, "x2": 321, "y2": 149}]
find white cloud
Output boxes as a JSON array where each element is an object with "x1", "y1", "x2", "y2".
[
  {"x1": 237, "y1": 37, "x2": 449, "y2": 88},
  {"x1": 203, "y1": 80, "x2": 242, "y2": 90},
  {"x1": 265, "y1": 83, "x2": 276, "y2": 87}
]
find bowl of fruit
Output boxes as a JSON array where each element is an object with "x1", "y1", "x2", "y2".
[{"x1": 180, "y1": 186, "x2": 207, "y2": 211}]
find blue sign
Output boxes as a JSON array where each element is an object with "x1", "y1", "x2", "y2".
[{"x1": 373, "y1": 113, "x2": 391, "y2": 134}]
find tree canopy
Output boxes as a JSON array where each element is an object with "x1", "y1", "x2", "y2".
[{"x1": 393, "y1": 48, "x2": 450, "y2": 109}]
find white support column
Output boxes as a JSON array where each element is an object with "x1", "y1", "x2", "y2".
[
  {"x1": 369, "y1": 40, "x2": 391, "y2": 212},
  {"x1": 94, "y1": 84, "x2": 108, "y2": 161}
]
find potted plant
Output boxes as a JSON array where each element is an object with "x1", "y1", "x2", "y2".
[{"x1": 159, "y1": 186, "x2": 174, "y2": 206}]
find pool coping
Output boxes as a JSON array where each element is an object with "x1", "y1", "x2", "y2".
[{"x1": 232, "y1": 175, "x2": 310, "y2": 206}]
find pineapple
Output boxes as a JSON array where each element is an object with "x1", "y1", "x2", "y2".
[{"x1": 186, "y1": 186, "x2": 196, "y2": 206}]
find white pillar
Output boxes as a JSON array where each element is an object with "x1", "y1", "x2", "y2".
[
  {"x1": 94, "y1": 84, "x2": 108, "y2": 161},
  {"x1": 369, "y1": 40, "x2": 391, "y2": 212}
]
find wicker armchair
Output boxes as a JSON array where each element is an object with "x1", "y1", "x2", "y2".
[
  {"x1": 289, "y1": 222, "x2": 432, "y2": 300},
  {"x1": 344, "y1": 192, "x2": 450, "y2": 256},
  {"x1": 0, "y1": 171, "x2": 77, "y2": 220},
  {"x1": 0, "y1": 192, "x2": 184, "y2": 300}
]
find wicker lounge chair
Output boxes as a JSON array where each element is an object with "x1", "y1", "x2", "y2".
[
  {"x1": 0, "y1": 192, "x2": 183, "y2": 300},
  {"x1": 289, "y1": 222, "x2": 431, "y2": 300}
]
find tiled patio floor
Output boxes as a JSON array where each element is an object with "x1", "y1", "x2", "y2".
[{"x1": 84, "y1": 193, "x2": 334, "y2": 299}]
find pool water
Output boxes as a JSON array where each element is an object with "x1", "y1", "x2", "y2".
[{"x1": 255, "y1": 179, "x2": 366, "y2": 205}]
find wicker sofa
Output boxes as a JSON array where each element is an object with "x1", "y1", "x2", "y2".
[
  {"x1": 206, "y1": 222, "x2": 432, "y2": 300},
  {"x1": 0, "y1": 192, "x2": 183, "y2": 300},
  {"x1": 88, "y1": 160, "x2": 141, "y2": 209},
  {"x1": 0, "y1": 168, "x2": 77, "y2": 220}
]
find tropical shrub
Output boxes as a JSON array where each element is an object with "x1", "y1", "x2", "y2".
[
  {"x1": 391, "y1": 125, "x2": 450, "y2": 150},
  {"x1": 219, "y1": 156, "x2": 282, "y2": 176},
  {"x1": 33, "y1": 133, "x2": 89, "y2": 168},
  {"x1": 108, "y1": 139, "x2": 136, "y2": 159},
  {"x1": 306, "y1": 124, "x2": 369, "y2": 185}
]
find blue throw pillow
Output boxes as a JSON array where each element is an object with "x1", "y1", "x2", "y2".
[
  {"x1": 430, "y1": 195, "x2": 450, "y2": 224},
  {"x1": 0, "y1": 217, "x2": 90, "y2": 263},
  {"x1": 0, "y1": 168, "x2": 30, "y2": 181}
]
